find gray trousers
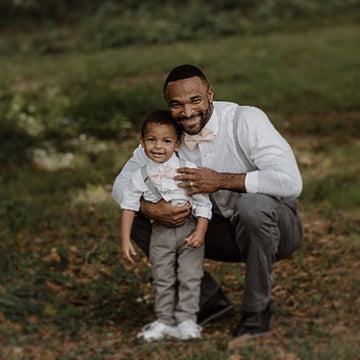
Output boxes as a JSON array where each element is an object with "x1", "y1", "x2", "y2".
[
  {"x1": 131, "y1": 194, "x2": 303, "y2": 314},
  {"x1": 149, "y1": 217, "x2": 204, "y2": 326}
]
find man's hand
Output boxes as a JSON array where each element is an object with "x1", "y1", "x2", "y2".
[
  {"x1": 174, "y1": 167, "x2": 221, "y2": 195},
  {"x1": 175, "y1": 167, "x2": 247, "y2": 194},
  {"x1": 140, "y1": 198, "x2": 191, "y2": 227}
]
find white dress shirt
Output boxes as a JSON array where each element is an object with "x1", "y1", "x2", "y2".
[
  {"x1": 113, "y1": 101, "x2": 302, "y2": 218},
  {"x1": 119, "y1": 153, "x2": 212, "y2": 220}
]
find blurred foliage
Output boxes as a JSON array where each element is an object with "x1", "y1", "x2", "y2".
[
  {"x1": 0, "y1": 0, "x2": 360, "y2": 54},
  {"x1": 0, "y1": 9, "x2": 359, "y2": 357}
]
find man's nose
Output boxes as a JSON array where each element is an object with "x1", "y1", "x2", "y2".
[{"x1": 182, "y1": 104, "x2": 194, "y2": 118}]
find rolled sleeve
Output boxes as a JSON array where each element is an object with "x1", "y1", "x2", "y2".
[{"x1": 192, "y1": 193, "x2": 212, "y2": 220}]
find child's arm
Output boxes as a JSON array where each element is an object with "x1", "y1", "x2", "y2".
[
  {"x1": 184, "y1": 217, "x2": 209, "y2": 248},
  {"x1": 120, "y1": 209, "x2": 137, "y2": 264}
]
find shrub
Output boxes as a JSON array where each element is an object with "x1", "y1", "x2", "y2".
[
  {"x1": 1, "y1": 1, "x2": 360, "y2": 53},
  {"x1": 66, "y1": 86, "x2": 161, "y2": 139}
]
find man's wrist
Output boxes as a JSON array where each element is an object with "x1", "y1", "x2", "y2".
[{"x1": 219, "y1": 173, "x2": 247, "y2": 192}]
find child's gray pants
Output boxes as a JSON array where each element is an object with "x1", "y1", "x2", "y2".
[{"x1": 149, "y1": 217, "x2": 204, "y2": 326}]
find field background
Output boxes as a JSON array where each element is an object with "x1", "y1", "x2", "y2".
[{"x1": 0, "y1": 1, "x2": 359, "y2": 359}]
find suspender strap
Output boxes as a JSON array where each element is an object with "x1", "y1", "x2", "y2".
[
  {"x1": 232, "y1": 105, "x2": 255, "y2": 170},
  {"x1": 178, "y1": 158, "x2": 187, "y2": 168},
  {"x1": 140, "y1": 158, "x2": 187, "y2": 201},
  {"x1": 141, "y1": 166, "x2": 162, "y2": 201}
]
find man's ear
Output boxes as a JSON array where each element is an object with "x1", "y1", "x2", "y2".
[{"x1": 208, "y1": 87, "x2": 214, "y2": 102}]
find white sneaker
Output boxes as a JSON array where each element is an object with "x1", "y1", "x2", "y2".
[
  {"x1": 137, "y1": 320, "x2": 179, "y2": 341},
  {"x1": 177, "y1": 320, "x2": 202, "y2": 340}
]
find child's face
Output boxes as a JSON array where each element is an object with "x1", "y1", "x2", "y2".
[{"x1": 140, "y1": 122, "x2": 181, "y2": 163}]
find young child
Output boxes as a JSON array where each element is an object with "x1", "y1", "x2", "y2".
[{"x1": 119, "y1": 109, "x2": 212, "y2": 341}]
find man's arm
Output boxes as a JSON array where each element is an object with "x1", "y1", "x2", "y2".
[
  {"x1": 140, "y1": 198, "x2": 191, "y2": 227},
  {"x1": 176, "y1": 107, "x2": 302, "y2": 198},
  {"x1": 175, "y1": 167, "x2": 246, "y2": 195}
]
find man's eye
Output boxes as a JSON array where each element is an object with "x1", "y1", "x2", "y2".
[{"x1": 192, "y1": 98, "x2": 201, "y2": 104}]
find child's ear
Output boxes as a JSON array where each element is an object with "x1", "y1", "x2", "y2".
[
  {"x1": 140, "y1": 137, "x2": 144, "y2": 147},
  {"x1": 175, "y1": 139, "x2": 181, "y2": 151}
]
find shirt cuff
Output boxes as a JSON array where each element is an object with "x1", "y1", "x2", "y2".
[
  {"x1": 244, "y1": 171, "x2": 259, "y2": 193},
  {"x1": 193, "y1": 206, "x2": 212, "y2": 220},
  {"x1": 119, "y1": 202, "x2": 140, "y2": 212}
]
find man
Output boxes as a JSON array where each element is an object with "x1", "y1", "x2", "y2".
[{"x1": 113, "y1": 64, "x2": 303, "y2": 338}]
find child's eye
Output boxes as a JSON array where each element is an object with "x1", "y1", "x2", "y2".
[{"x1": 164, "y1": 139, "x2": 172, "y2": 144}]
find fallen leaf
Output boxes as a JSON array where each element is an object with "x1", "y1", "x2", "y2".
[
  {"x1": 43, "y1": 252, "x2": 61, "y2": 263},
  {"x1": 230, "y1": 354, "x2": 244, "y2": 360},
  {"x1": 45, "y1": 280, "x2": 64, "y2": 292},
  {"x1": 228, "y1": 334, "x2": 255, "y2": 349}
]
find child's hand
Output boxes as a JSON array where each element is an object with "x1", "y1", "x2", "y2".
[
  {"x1": 184, "y1": 232, "x2": 204, "y2": 248},
  {"x1": 121, "y1": 240, "x2": 137, "y2": 265}
]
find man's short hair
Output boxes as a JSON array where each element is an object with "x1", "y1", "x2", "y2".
[
  {"x1": 141, "y1": 109, "x2": 182, "y2": 140},
  {"x1": 163, "y1": 64, "x2": 209, "y2": 93}
]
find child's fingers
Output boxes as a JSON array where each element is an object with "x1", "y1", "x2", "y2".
[
  {"x1": 122, "y1": 246, "x2": 136, "y2": 265},
  {"x1": 129, "y1": 245, "x2": 137, "y2": 256},
  {"x1": 187, "y1": 240, "x2": 198, "y2": 248},
  {"x1": 184, "y1": 233, "x2": 195, "y2": 243},
  {"x1": 125, "y1": 252, "x2": 135, "y2": 265}
]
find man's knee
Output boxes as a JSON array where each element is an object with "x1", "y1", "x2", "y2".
[{"x1": 232, "y1": 194, "x2": 276, "y2": 231}]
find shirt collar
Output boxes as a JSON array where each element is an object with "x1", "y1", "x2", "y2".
[{"x1": 205, "y1": 104, "x2": 219, "y2": 135}]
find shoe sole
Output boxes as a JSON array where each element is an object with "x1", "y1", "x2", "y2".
[{"x1": 199, "y1": 304, "x2": 234, "y2": 326}]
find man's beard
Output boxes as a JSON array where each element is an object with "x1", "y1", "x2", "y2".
[{"x1": 179, "y1": 101, "x2": 213, "y2": 135}]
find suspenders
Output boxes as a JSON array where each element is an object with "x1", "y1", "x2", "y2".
[
  {"x1": 140, "y1": 111, "x2": 298, "y2": 212},
  {"x1": 141, "y1": 158, "x2": 187, "y2": 199},
  {"x1": 232, "y1": 105, "x2": 256, "y2": 170},
  {"x1": 140, "y1": 166, "x2": 162, "y2": 201}
]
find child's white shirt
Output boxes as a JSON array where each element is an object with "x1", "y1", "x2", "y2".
[{"x1": 120, "y1": 152, "x2": 212, "y2": 220}]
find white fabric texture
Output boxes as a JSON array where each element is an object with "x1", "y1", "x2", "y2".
[
  {"x1": 119, "y1": 153, "x2": 212, "y2": 220},
  {"x1": 113, "y1": 101, "x2": 302, "y2": 218}
]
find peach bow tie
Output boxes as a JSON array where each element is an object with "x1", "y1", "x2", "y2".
[
  {"x1": 149, "y1": 164, "x2": 174, "y2": 184},
  {"x1": 184, "y1": 128, "x2": 215, "y2": 150}
]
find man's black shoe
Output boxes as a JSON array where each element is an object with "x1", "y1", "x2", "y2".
[
  {"x1": 232, "y1": 302, "x2": 272, "y2": 338},
  {"x1": 197, "y1": 289, "x2": 233, "y2": 326}
]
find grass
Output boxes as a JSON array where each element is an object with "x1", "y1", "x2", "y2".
[{"x1": 1, "y1": 19, "x2": 360, "y2": 359}]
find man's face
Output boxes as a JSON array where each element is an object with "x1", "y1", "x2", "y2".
[{"x1": 164, "y1": 76, "x2": 214, "y2": 135}]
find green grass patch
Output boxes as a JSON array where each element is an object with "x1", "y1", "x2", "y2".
[{"x1": 1, "y1": 17, "x2": 359, "y2": 359}]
